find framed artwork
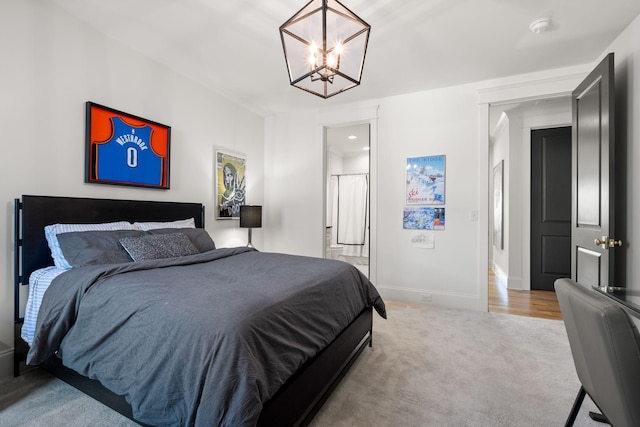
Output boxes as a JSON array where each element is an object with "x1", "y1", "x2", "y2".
[
  {"x1": 403, "y1": 207, "x2": 445, "y2": 230},
  {"x1": 215, "y1": 148, "x2": 246, "y2": 219},
  {"x1": 406, "y1": 155, "x2": 445, "y2": 205},
  {"x1": 493, "y1": 160, "x2": 504, "y2": 249},
  {"x1": 85, "y1": 102, "x2": 170, "y2": 189}
]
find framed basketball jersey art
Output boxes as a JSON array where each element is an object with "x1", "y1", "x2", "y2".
[{"x1": 85, "y1": 102, "x2": 171, "y2": 189}]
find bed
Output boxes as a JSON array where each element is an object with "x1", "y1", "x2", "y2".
[{"x1": 13, "y1": 195, "x2": 386, "y2": 427}]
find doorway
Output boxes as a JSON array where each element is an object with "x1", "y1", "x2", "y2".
[
  {"x1": 324, "y1": 123, "x2": 371, "y2": 278},
  {"x1": 488, "y1": 98, "x2": 571, "y2": 306}
]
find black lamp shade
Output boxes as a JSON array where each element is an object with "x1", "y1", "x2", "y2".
[{"x1": 240, "y1": 205, "x2": 262, "y2": 228}]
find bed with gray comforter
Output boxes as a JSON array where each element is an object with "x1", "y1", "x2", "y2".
[{"x1": 27, "y1": 247, "x2": 386, "y2": 426}]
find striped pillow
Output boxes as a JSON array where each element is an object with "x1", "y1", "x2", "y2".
[
  {"x1": 133, "y1": 218, "x2": 195, "y2": 231},
  {"x1": 44, "y1": 221, "x2": 136, "y2": 270}
]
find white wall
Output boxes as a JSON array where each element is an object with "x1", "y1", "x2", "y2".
[
  {"x1": 342, "y1": 152, "x2": 369, "y2": 174},
  {"x1": 325, "y1": 149, "x2": 343, "y2": 227},
  {"x1": 266, "y1": 85, "x2": 488, "y2": 310},
  {"x1": 490, "y1": 112, "x2": 509, "y2": 285},
  {"x1": 0, "y1": 1, "x2": 264, "y2": 376},
  {"x1": 264, "y1": 64, "x2": 601, "y2": 312},
  {"x1": 377, "y1": 87, "x2": 486, "y2": 308},
  {"x1": 264, "y1": 111, "x2": 325, "y2": 257},
  {"x1": 327, "y1": 149, "x2": 345, "y2": 176}
]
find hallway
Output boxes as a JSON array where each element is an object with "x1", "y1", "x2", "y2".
[{"x1": 489, "y1": 270, "x2": 562, "y2": 320}]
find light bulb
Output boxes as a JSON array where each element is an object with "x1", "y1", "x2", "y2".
[{"x1": 327, "y1": 53, "x2": 337, "y2": 68}]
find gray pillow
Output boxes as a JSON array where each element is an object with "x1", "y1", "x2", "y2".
[
  {"x1": 57, "y1": 230, "x2": 145, "y2": 267},
  {"x1": 119, "y1": 233, "x2": 200, "y2": 261},
  {"x1": 146, "y1": 228, "x2": 216, "y2": 252}
]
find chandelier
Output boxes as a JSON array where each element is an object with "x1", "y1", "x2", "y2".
[{"x1": 279, "y1": 0, "x2": 371, "y2": 98}]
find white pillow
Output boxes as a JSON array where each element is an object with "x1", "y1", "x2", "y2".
[
  {"x1": 133, "y1": 218, "x2": 196, "y2": 231},
  {"x1": 44, "y1": 221, "x2": 136, "y2": 270}
]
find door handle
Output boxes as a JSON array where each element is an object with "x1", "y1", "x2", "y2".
[
  {"x1": 609, "y1": 238, "x2": 623, "y2": 248},
  {"x1": 594, "y1": 236, "x2": 623, "y2": 249}
]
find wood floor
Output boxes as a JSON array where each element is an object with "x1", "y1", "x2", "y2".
[{"x1": 488, "y1": 270, "x2": 563, "y2": 320}]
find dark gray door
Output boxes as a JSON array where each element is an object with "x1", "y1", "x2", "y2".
[
  {"x1": 571, "y1": 53, "x2": 621, "y2": 286},
  {"x1": 531, "y1": 127, "x2": 572, "y2": 290}
]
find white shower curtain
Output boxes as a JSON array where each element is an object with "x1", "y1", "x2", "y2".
[{"x1": 333, "y1": 174, "x2": 368, "y2": 258}]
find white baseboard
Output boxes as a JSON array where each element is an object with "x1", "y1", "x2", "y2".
[
  {"x1": 507, "y1": 276, "x2": 524, "y2": 290},
  {"x1": 377, "y1": 286, "x2": 486, "y2": 312},
  {"x1": 490, "y1": 264, "x2": 524, "y2": 290},
  {"x1": 0, "y1": 348, "x2": 13, "y2": 380}
]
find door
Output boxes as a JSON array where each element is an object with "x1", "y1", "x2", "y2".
[
  {"x1": 571, "y1": 52, "x2": 621, "y2": 287},
  {"x1": 531, "y1": 127, "x2": 572, "y2": 290}
]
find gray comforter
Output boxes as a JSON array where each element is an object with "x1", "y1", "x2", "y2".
[{"x1": 27, "y1": 247, "x2": 386, "y2": 426}]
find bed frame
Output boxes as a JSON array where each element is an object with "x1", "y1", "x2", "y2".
[{"x1": 14, "y1": 195, "x2": 373, "y2": 427}]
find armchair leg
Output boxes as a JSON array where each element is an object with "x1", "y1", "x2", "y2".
[{"x1": 565, "y1": 386, "x2": 586, "y2": 427}]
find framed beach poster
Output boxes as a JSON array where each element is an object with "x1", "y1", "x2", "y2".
[
  {"x1": 85, "y1": 102, "x2": 170, "y2": 189},
  {"x1": 406, "y1": 155, "x2": 445, "y2": 204},
  {"x1": 215, "y1": 149, "x2": 246, "y2": 219}
]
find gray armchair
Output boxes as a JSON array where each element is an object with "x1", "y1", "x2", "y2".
[{"x1": 555, "y1": 278, "x2": 640, "y2": 427}]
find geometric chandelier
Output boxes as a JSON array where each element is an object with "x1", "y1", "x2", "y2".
[{"x1": 279, "y1": 0, "x2": 371, "y2": 98}]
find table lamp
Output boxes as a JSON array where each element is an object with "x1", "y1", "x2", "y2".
[{"x1": 239, "y1": 205, "x2": 262, "y2": 248}]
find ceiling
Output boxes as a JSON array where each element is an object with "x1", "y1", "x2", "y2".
[
  {"x1": 326, "y1": 123, "x2": 370, "y2": 155},
  {"x1": 49, "y1": 0, "x2": 640, "y2": 116}
]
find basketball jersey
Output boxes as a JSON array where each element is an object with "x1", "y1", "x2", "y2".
[{"x1": 96, "y1": 117, "x2": 162, "y2": 186}]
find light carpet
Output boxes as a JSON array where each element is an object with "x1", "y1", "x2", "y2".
[{"x1": 0, "y1": 301, "x2": 602, "y2": 426}]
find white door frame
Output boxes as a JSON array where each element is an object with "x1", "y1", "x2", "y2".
[
  {"x1": 477, "y1": 69, "x2": 588, "y2": 310},
  {"x1": 317, "y1": 105, "x2": 379, "y2": 284}
]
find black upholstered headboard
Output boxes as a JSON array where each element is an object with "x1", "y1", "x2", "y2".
[{"x1": 14, "y1": 195, "x2": 204, "y2": 321}]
